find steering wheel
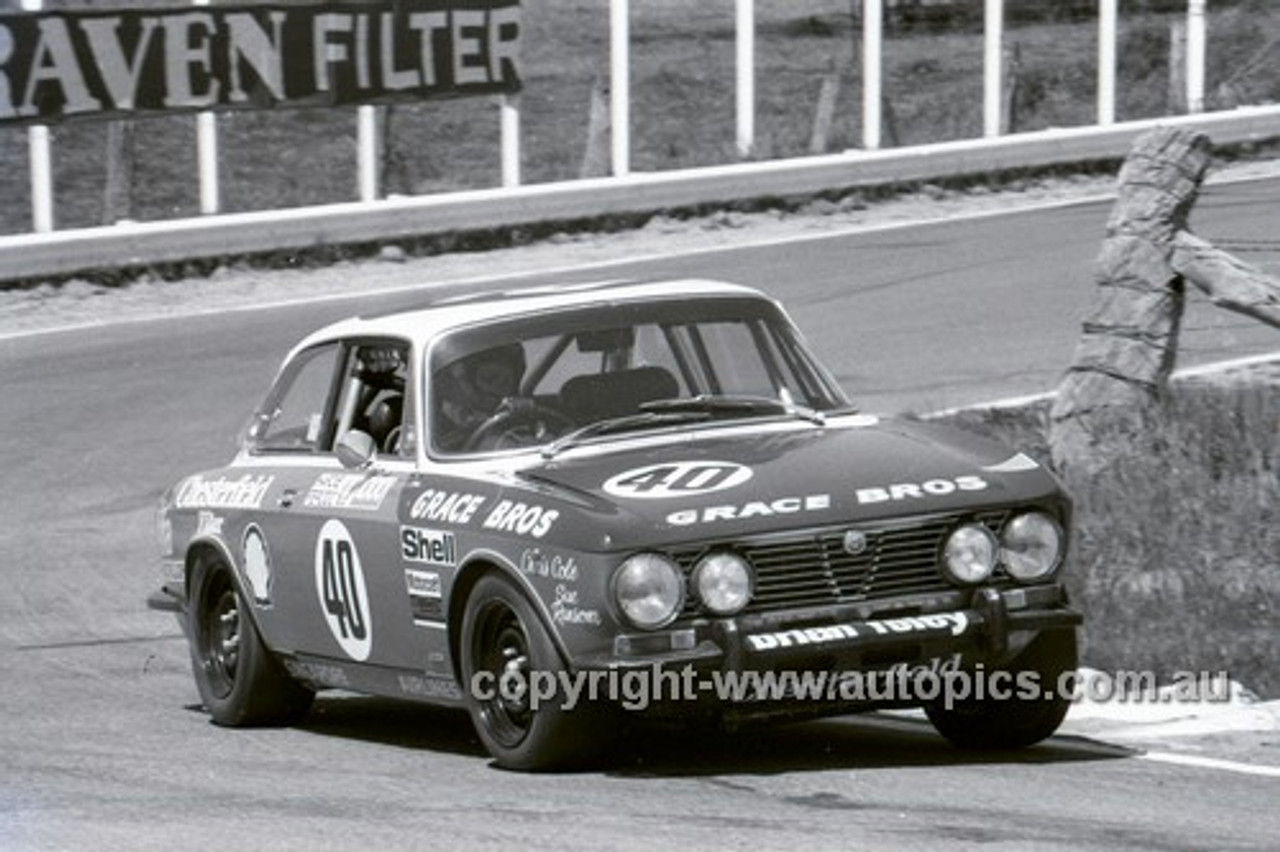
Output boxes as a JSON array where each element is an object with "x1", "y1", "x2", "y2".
[{"x1": 462, "y1": 400, "x2": 576, "y2": 452}]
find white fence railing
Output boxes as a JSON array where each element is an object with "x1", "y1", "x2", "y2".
[{"x1": 3, "y1": 0, "x2": 1273, "y2": 283}]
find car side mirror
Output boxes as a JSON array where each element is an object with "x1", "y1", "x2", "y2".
[{"x1": 335, "y1": 430, "x2": 377, "y2": 469}]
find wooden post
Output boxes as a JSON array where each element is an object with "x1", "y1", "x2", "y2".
[
  {"x1": 579, "y1": 78, "x2": 611, "y2": 179},
  {"x1": 810, "y1": 71, "x2": 840, "y2": 154},
  {"x1": 1000, "y1": 42, "x2": 1020, "y2": 135},
  {"x1": 102, "y1": 122, "x2": 135, "y2": 224},
  {"x1": 1169, "y1": 20, "x2": 1187, "y2": 114}
]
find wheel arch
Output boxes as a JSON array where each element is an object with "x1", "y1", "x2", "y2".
[
  {"x1": 184, "y1": 538, "x2": 275, "y2": 650},
  {"x1": 447, "y1": 550, "x2": 571, "y2": 685}
]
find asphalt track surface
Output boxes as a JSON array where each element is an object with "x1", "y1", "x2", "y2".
[{"x1": 1, "y1": 179, "x2": 1278, "y2": 851}]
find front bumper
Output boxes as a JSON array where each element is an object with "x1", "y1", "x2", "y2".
[{"x1": 579, "y1": 584, "x2": 1080, "y2": 677}]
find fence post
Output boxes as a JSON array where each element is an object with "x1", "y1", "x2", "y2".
[
  {"x1": 1186, "y1": 0, "x2": 1206, "y2": 114},
  {"x1": 735, "y1": 0, "x2": 754, "y2": 158},
  {"x1": 1169, "y1": 20, "x2": 1187, "y2": 113},
  {"x1": 1097, "y1": 0, "x2": 1117, "y2": 125},
  {"x1": 193, "y1": 0, "x2": 219, "y2": 214},
  {"x1": 358, "y1": 106, "x2": 379, "y2": 201},
  {"x1": 983, "y1": 0, "x2": 1003, "y2": 138},
  {"x1": 22, "y1": 0, "x2": 53, "y2": 232},
  {"x1": 862, "y1": 0, "x2": 882, "y2": 150},
  {"x1": 500, "y1": 95, "x2": 521, "y2": 187},
  {"x1": 609, "y1": 0, "x2": 630, "y2": 177}
]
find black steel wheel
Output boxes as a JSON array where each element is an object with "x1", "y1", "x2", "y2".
[
  {"x1": 925, "y1": 627, "x2": 1078, "y2": 750},
  {"x1": 189, "y1": 553, "x2": 313, "y2": 726},
  {"x1": 460, "y1": 572, "x2": 613, "y2": 771}
]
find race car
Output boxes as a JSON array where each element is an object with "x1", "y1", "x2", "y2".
[{"x1": 151, "y1": 278, "x2": 1081, "y2": 770}]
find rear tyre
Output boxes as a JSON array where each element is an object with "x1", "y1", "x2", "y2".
[
  {"x1": 460, "y1": 573, "x2": 613, "y2": 771},
  {"x1": 925, "y1": 628, "x2": 1077, "y2": 750},
  {"x1": 189, "y1": 554, "x2": 314, "y2": 726}
]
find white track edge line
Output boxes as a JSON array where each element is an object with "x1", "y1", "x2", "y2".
[
  {"x1": 1139, "y1": 751, "x2": 1280, "y2": 778},
  {"x1": 922, "y1": 351, "x2": 1280, "y2": 418}
]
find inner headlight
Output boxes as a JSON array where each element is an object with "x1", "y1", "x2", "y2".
[
  {"x1": 613, "y1": 553, "x2": 685, "y2": 629},
  {"x1": 1000, "y1": 512, "x2": 1064, "y2": 581},
  {"x1": 693, "y1": 551, "x2": 753, "y2": 616},
  {"x1": 942, "y1": 523, "x2": 997, "y2": 584}
]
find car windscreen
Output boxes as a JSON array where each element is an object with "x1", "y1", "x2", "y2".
[{"x1": 425, "y1": 297, "x2": 849, "y2": 455}]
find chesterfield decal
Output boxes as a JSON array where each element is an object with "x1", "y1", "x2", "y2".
[
  {"x1": 0, "y1": 1, "x2": 521, "y2": 127},
  {"x1": 175, "y1": 474, "x2": 273, "y2": 509}
]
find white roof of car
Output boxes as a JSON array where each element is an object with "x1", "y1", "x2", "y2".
[{"x1": 291, "y1": 278, "x2": 770, "y2": 353}]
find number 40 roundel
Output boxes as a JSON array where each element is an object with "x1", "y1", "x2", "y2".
[{"x1": 315, "y1": 519, "x2": 373, "y2": 661}]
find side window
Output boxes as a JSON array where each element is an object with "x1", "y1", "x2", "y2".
[
  {"x1": 252, "y1": 344, "x2": 342, "y2": 452},
  {"x1": 694, "y1": 322, "x2": 782, "y2": 398},
  {"x1": 346, "y1": 343, "x2": 412, "y2": 456}
]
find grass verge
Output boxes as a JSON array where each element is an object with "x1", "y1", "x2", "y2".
[{"x1": 934, "y1": 369, "x2": 1279, "y2": 698}]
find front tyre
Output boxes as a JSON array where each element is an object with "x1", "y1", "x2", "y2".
[
  {"x1": 189, "y1": 553, "x2": 314, "y2": 726},
  {"x1": 925, "y1": 628, "x2": 1078, "y2": 750},
  {"x1": 460, "y1": 573, "x2": 612, "y2": 771}
]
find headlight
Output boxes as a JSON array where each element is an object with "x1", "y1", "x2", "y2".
[
  {"x1": 693, "y1": 551, "x2": 753, "y2": 616},
  {"x1": 1000, "y1": 512, "x2": 1064, "y2": 581},
  {"x1": 942, "y1": 523, "x2": 997, "y2": 584},
  {"x1": 613, "y1": 553, "x2": 685, "y2": 629}
]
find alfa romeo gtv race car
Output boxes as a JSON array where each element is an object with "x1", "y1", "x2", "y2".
[{"x1": 151, "y1": 278, "x2": 1081, "y2": 770}]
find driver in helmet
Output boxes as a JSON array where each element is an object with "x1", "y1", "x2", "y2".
[{"x1": 434, "y1": 343, "x2": 526, "y2": 452}]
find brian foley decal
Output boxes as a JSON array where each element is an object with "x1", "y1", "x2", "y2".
[
  {"x1": 746, "y1": 612, "x2": 972, "y2": 653},
  {"x1": 304, "y1": 473, "x2": 396, "y2": 511},
  {"x1": 400, "y1": 526, "x2": 457, "y2": 567},
  {"x1": 242, "y1": 524, "x2": 272, "y2": 605},
  {"x1": 667, "y1": 494, "x2": 831, "y2": 527},
  {"x1": 603, "y1": 461, "x2": 753, "y2": 500},
  {"x1": 175, "y1": 474, "x2": 273, "y2": 509},
  {"x1": 481, "y1": 500, "x2": 558, "y2": 538},
  {"x1": 404, "y1": 569, "x2": 444, "y2": 624},
  {"x1": 855, "y1": 476, "x2": 988, "y2": 504},
  {"x1": 407, "y1": 489, "x2": 486, "y2": 524},
  {"x1": 314, "y1": 520, "x2": 372, "y2": 661}
]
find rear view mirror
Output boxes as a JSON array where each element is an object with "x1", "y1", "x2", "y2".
[
  {"x1": 576, "y1": 326, "x2": 635, "y2": 352},
  {"x1": 335, "y1": 430, "x2": 377, "y2": 469}
]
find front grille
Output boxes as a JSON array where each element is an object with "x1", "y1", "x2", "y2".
[{"x1": 676, "y1": 510, "x2": 1008, "y2": 616}]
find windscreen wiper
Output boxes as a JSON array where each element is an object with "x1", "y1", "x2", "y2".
[
  {"x1": 639, "y1": 394, "x2": 827, "y2": 426},
  {"x1": 541, "y1": 411, "x2": 710, "y2": 459}
]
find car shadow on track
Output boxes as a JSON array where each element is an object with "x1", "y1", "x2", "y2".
[
  {"x1": 295, "y1": 695, "x2": 490, "y2": 759},
  {"x1": 290, "y1": 695, "x2": 1134, "y2": 775},
  {"x1": 607, "y1": 712, "x2": 1136, "y2": 778}
]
